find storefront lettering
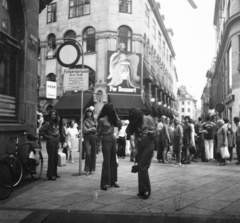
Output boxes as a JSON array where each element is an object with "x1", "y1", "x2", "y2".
[
  {"x1": 0, "y1": 102, "x2": 10, "y2": 109},
  {"x1": 109, "y1": 86, "x2": 137, "y2": 93}
]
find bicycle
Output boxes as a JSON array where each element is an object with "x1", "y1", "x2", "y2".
[
  {"x1": 0, "y1": 160, "x2": 13, "y2": 200},
  {"x1": 3, "y1": 133, "x2": 43, "y2": 187}
]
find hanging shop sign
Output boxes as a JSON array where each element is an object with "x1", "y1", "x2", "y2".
[
  {"x1": 224, "y1": 94, "x2": 235, "y2": 104},
  {"x1": 63, "y1": 69, "x2": 89, "y2": 91},
  {"x1": 46, "y1": 81, "x2": 57, "y2": 99},
  {"x1": 107, "y1": 51, "x2": 142, "y2": 95},
  {"x1": 215, "y1": 103, "x2": 225, "y2": 113}
]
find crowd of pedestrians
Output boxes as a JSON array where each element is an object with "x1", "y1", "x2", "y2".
[{"x1": 38, "y1": 104, "x2": 240, "y2": 200}]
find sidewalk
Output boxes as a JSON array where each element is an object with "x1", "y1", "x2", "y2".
[{"x1": 1, "y1": 142, "x2": 240, "y2": 222}]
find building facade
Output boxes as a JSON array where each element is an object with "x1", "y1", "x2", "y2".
[
  {"x1": 0, "y1": 0, "x2": 52, "y2": 158},
  {"x1": 38, "y1": 0, "x2": 178, "y2": 121},
  {"x1": 211, "y1": 0, "x2": 240, "y2": 127},
  {"x1": 178, "y1": 86, "x2": 197, "y2": 121}
]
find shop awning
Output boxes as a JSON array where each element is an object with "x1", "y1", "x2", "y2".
[
  {"x1": 109, "y1": 95, "x2": 146, "y2": 116},
  {"x1": 54, "y1": 92, "x2": 93, "y2": 117}
]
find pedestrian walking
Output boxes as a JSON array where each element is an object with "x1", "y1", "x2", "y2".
[
  {"x1": 83, "y1": 107, "x2": 97, "y2": 175},
  {"x1": 226, "y1": 123, "x2": 235, "y2": 163},
  {"x1": 233, "y1": 117, "x2": 240, "y2": 165},
  {"x1": 182, "y1": 116, "x2": 192, "y2": 164},
  {"x1": 126, "y1": 108, "x2": 156, "y2": 199},
  {"x1": 173, "y1": 119, "x2": 183, "y2": 167},
  {"x1": 39, "y1": 110, "x2": 60, "y2": 181},
  {"x1": 97, "y1": 103, "x2": 121, "y2": 191},
  {"x1": 117, "y1": 120, "x2": 127, "y2": 159}
]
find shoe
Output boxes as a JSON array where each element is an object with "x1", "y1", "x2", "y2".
[
  {"x1": 187, "y1": 161, "x2": 191, "y2": 164},
  {"x1": 101, "y1": 185, "x2": 107, "y2": 191},
  {"x1": 192, "y1": 159, "x2": 198, "y2": 163},
  {"x1": 137, "y1": 192, "x2": 144, "y2": 196},
  {"x1": 90, "y1": 171, "x2": 94, "y2": 175},
  {"x1": 236, "y1": 162, "x2": 240, "y2": 165},
  {"x1": 220, "y1": 163, "x2": 226, "y2": 166},
  {"x1": 55, "y1": 175, "x2": 60, "y2": 178},
  {"x1": 86, "y1": 171, "x2": 90, "y2": 175},
  {"x1": 142, "y1": 191, "x2": 150, "y2": 199},
  {"x1": 48, "y1": 177, "x2": 56, "y2": 181},
  {"x1": 111, "y1": 182, "x2": 120, "y2": 188}
]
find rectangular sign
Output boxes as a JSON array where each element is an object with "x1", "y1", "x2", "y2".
[
  {"x1": 107, "y1": 51, "x2": 141, "y2": 94},
  {"x1": 46, "y1": 81, "x2": 57, "y2": 99},
  {"x1": 64, "y1": 69, "x2": 89, "y2": 91}
]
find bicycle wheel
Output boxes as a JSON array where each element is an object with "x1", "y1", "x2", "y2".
[
  {"x1": 0, "y1": 160, "x2": 13, "y2": 200},
  {"x1": 3, "y1": 155, "x2": 23, "y2": 187},
  {"x1": 29, "y1": 150, "x2": 43, "y2": 180}
]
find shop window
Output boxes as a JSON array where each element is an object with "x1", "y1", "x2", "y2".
[
  {"x1": 83, "y1": 27, "x2": 95, "y2": 53},
  {"x1": 69, "y1": 0, "x2": 90, "y2": 18},
  {"x1": 182, "y1": 108, "x2": 184, "y2": 112},
  {"x1": 117, "y1": 26, "x2": 132, "y2": 52},
  {"x1": 46, "y1": 34, "x2": 56, "y2": 59},
  {"x1": 47, "y1": 3, "x2": 57, "y2": 23},
  {"x1": 145, "y1": 4, "x2": 149, "y2": 27},
  {"x1": 0, "y1": 0, "x2": 24, "y2": 122},
  {"x1": 119, "y1": 0, "x2": 132, "y2": 13}
]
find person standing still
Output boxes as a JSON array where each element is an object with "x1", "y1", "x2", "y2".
[
  {"x1": 39, "y1": 110, "x2": 60, "y2": 181},
  {"x1": 97, "y1": 103, "x2": 121, "y2": 191},
  {"x1": 161, "y1": 116, "x2": 171, "y2": 163},
  {"x1": 117, "y1": 120, "x2": 127, "y2": 159},
  {"x1": 126, "y1": 108, "x2": 156, "y2": 199},
  {"x1": 83, "y1": 107, "x2": 97, "y2": 175}
]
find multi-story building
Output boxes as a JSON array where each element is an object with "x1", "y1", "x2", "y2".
[
  {"x1": 211, "y1": 0, "x2": 240, "y2": 127},
  {"x1": 201, "y1": 65, "x2": 215, "y2": 117},
  {"x1": 0, "y1": 0, "x2": 53, "y2": 158},
  {"x1": 38, "y1": 0, "x2": 178, "y2": 122},
  {"x1": 178, "y1": 86, "x2": 197, "y2": 121}
]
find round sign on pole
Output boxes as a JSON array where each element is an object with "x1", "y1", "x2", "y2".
[
  {"x1": 215, "y1": 103, "x2": 225, "y2": 113},
  {"x1": 56, "y1": 41, "x2": 81, "y2": 67}
]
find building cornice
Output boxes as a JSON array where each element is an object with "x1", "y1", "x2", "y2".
[
  {"x1": 39, "y1": 0, "x2": 54, "y2": 13},
  {"x1": 148, "y1": 0, "x2": 176, "y2": 58},
  {"x1": 214, "y1": 11, "x2": 240, "y2": 76}
]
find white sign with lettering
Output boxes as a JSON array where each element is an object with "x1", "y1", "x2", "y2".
[
  {"x1": 64, "y1": 69, "x2": 89, "y2": 91},
  {"x1": 46, "y1": 81, "x2": 57, "y2": 99}
]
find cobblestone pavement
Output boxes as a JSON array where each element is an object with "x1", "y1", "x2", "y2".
[{"x1": 1, "y1": 143, "x2": 240, "y2": 223}]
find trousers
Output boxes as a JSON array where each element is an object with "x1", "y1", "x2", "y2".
[
  {"x1": 100, "y1": 134, "x2": 117, "y2": 187},
  {"x1": 84, "y1": 133, "x2": 96, "y2": 172}
]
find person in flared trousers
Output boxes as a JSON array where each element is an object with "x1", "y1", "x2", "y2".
[
  {"x1": 84, "y1": 133, "x2": 96, "y2": 174},
  {"x1": 138, "y1": 136, "x2": 154, "y2": 196}
]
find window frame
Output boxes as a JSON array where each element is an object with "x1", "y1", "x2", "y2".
[
  {"x1": 117, "y1": 25, "x2": 132, "y2": 52},
  {"x1": 145, "y1": 4, "x2": 149, "y2": 27},
  {"x1": 152, "y1": 19, "x2": 156, "y2": 39},
  {"x1": 182, "y1": 108, "x2": 184, "y2": 112},
  {"x1": 158, "y1": 31, "x2": 161, "y2": 49},
  {"x1": 69, "y1": 0, "x2": 90, "y2": 19},
  {"x1": 82, "y1": 27, "x2": 96, "y2": 53},
  {"x1": 47, "y1": 3, "x2": 57, "y2": 24},
  {"x1": 119, "y1": 0, "x2": 132, "y2": 14},
  {"x1": 46, "y1": 34, "x2": 56, "y2": 59}
]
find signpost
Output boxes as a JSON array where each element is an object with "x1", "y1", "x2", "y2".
[{"x1": 56, "y1": 39, "x2": 86, "y2": 175}]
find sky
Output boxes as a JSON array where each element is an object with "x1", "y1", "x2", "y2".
[{"x1": 159, "y1": 0, "x2": 216, "y2": 108}]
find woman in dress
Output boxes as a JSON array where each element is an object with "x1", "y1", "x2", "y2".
[
  {"x1": 97, "y1": 103, "x2": 121, "y2": 191},
  {"x1": 66, "y1": 120, "x2": 80, "y2": 164},
  {"x1": 126, "y1": 108, "x2": 156, "y2": 199},
  {"x1": 83, "y1": 107, "x2": 97, "y2": 175},
  {"x1": 39, "y1": 110, "x2": 60, "y2": 181},
  {"x1": 216, "y1": 119, "x2": 228, "y2": 166},
  {"x1": 173, "y1": 119, "x2": 183, "y2": 167}
]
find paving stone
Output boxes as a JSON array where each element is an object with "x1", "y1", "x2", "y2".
[
  {"x1": 60, "y1": 200, "x2": 105, "y2": 211},
  {"x1": 23, "y1": 202, "x2": 61, "y2": 210},
  {"x1": 0, "y1": 210, "x2": 32, "y2": 220},
  {"x1": 175, "y1": 207, "x2": 216, "y2": 216},
  {"x1": 93, "y1": 194, "x2": 131, "y2": 205},
  {"x1": 191, "y1": 198, "x2": 231, "y2": 211},
  {"x1": 96, "y1": 201, "x2": 139, "y2": 212}
]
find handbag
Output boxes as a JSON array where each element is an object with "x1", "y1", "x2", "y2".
[
  {"x1": 220, "y1": 146, "x2": 230, "y2": 159},
  {"x1": 131, "y1": 164, "x2": 138, "y2": 173}
]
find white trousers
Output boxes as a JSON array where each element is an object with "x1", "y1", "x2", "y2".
[{"x1": 204, "y1": 139, "x2": 214, "y2": 160}]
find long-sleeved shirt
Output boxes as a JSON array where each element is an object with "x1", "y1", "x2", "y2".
[
  {"x1": 39, "y1": 122, "x2": 59, "y2": 139},
  {"x1": 83, "y1": 117, "x2": 97, "y2": 134},
  {"x1": 97, "y1": 117, "x2": 116, "y2": 137},
  {"x1": 137, "y1": 115, "x2": 156, "y2": 140}
]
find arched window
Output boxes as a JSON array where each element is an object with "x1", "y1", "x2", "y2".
[
  {"x1": 117, "y1": 26, "x2": 132, "y2": 52},
  {"x1": 46, "y1": 73, "x2": 56, "y2": 82},
  {"x1": 64, "y1": 30, "x2": 76, "y2": 42},
  {"x1": 83, "y1": 27, "x2": 95, "y2": 52},
  {"x1": 46, "y1": 34, "x2": 56, "y2": 59}
]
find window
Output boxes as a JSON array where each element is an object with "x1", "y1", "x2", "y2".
[
  {"x1": 46, "y1": 73, "x2": 56, "y2": 82},
  {"x1": 228, "y1": 44, "x2": 232, "y2": 93},
  {"x1": 163, "y1": 41, "x2": 165, "y2": 56},
  {"x1": 166, "y1": 49, "x2": 168, "y2": 61},
  {"x1": 227, "y1": 0, "x2": 230, "y2": 19},
  {"x1": 158, "y1": 31, "x2": 161, "y2": 49},
  {"x1": 117, "y1": 26, "x2": 132, "y2": 52},
  {"x1": 188, "y1": 101, "x2": 190, "y2": 105},
  {"x1": 188, "y1": 108, "x2": 190, "y2": 112},
  {"x1": 46, "y1": 34, "x2": 56, "y2": 59},
  {"x1": 145, "y1": 4, "x2": 149, "y2": 27},
  {"x1": 69, "y1": 0, "x2": 90, "y2": 18},
  {"x1": 182, "y1": 108, "x2": 184, "y2": 112},
  {"x1": 83, "y1": 27, "x2": 95, "y2": 52},
  {"x1": 182, "y1": 101, "x2": 184, "y2": 105},
  {"x1": 152, "y1": 20, "x2": 156, "y2": 38},
  {"x1": 47, "y1": 3, "x2": 57, "y2": 23},
  {"x1": 119, "y1": 0, "x2": 132, "y2": 13},
  {"x1": 64, "y1": 30, "x2": 76, "y2": 41}
]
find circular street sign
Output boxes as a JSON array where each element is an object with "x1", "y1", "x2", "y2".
[
  {"x1": 56, "y1": 41, "x2": 81, "y2": 67},
  {"x1": 215, "y1": 103, "x2": 225, "y2": 113}
]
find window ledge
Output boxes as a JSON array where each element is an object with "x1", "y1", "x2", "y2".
[
  {"x1": 0, "y1": 123, "x2": 28, "y2": 132},
  {"x1": 84, "y1": 51, "x2": 96, "y2": 55},
  {"x1": 46, "y1": 57, "x2": 56, "y2": 60}
]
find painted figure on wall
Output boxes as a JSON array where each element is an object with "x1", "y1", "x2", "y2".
[{"x1": 107, "y1": 52, "x2": 140, "y2": 89}]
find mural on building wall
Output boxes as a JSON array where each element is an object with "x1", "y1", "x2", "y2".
[{"x1": 107, "y1": 51, "x2": 141, "y2": 94}]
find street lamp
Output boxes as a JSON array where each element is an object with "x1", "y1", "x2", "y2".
[{"x1": 150, "y1": 98, "x2": 155, "y2": 103}]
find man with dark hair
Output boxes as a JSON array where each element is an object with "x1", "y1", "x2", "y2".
[
  {"x1": 202, "y1": 115, "x2": 215, "y2": 162},
  {"x1": 234, "y1": 117, "x2": 240, "y2": 165}
]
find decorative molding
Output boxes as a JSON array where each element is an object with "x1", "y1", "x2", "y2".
[{"x1": 96, "y1": 34, "x2": 117, "y2": 40}]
